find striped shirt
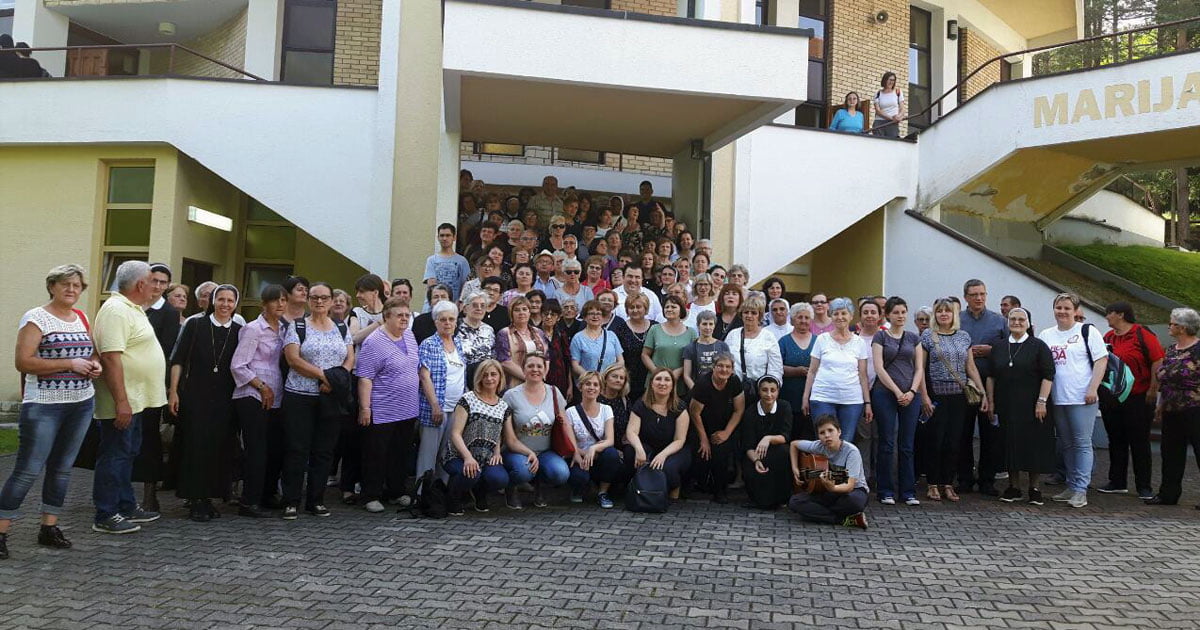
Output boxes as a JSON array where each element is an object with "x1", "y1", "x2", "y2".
[
  {"x1": 355, "y1": 327, "x2": 420, "y2": 423},
  {"x1": 20, "y1": 307, "x2": 95, "y2": 404}
]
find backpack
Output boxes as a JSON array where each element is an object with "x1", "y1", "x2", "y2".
[
  {"x1": 410, "y1": 470, "x2": 448, "y2": 519},
  {"x1": 1082, "y1": 324, "x2": 1134, "y2": 404},
  {"x1": 626, "y1": 466, "x2": 669, "y2": 514},
  {"x1": 282, "y1": 317, "x2": 350, "y2": 379}
]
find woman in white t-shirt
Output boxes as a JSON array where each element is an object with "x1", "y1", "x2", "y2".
[
  {"x1": 1, "y1": 265, "x2": 100, "y2": 555},
  {"x1": 871, "y1": 71, "x2": 905, "y2": 138},
  {"x1": 565, "y1": 372, "x2": 622, "y2": 509},
  {"x1": 1037, "y1": 293, "x2": 1107, "y2": 508},
  {"x1": 803, "y1": 297, "x2": 873, "y2": 443}
]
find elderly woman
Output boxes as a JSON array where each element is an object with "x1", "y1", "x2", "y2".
[
  {"x1": 166, "y1": 284, "x2": 190, "y2": 320},
  {"x1": 1099, "y1": 302, "x2": 1164, "y2": 499},
  {"x1": 714, "y1": 284, "x2": 743, "y2": 341},
  {"x1": 330, "y1": 289, "x2": 352, "y2": 323},
  {"x1": 871, "y1": 297, "x2": 924, "y2": 506},
  {"x1": 570, "y1": 299, "x2": 624, "y2": 377},
  {"x1": 583, "y1": 256, "x2": 611, "y2": 294},
  {"x1": 986, "y1": 307, "x2": 1055, "y2": 506},
  {"x1": 566, "y1": 371, "x2": 624, "y2": 508},
  {"x1": 355, "y1": 297, "x2": 421, "y2": 513},
  {"x1": 169, "y1": 284, "x2": 243, "y2": 522},
  {"x1": 417, "y1": 301, "x2": 467, "y2": 486},
  {"x1": 642, "y1": 296, "x2": 698, "y2": 393},
  {"x1": 1146, "y1": 308, "x2": 1200, "y2": 507},
  {"x1": 689, "y1": 353, "x2": 745, "y2": 503},
  {"x1": 500, "y1": 263, "x2": 536, "y2": 307},
  {"x1": 724, "y1": 296, "x2": 783, "y2": 403},
  {"x1": 766, "y1": 298, "x2": 793, "y2": 340},
  {"x1": 444, "y1": 360, "x2": 511, "y2": 515},
  {"x1": 502, "y1": 353, "x2": 570, "y2": 509},
  {"x1": 230, "y1": 284, "x2": 287, "y2": 518},
  {"x1": 1037, "y1": 293, "x2": 1106, "y2": 509},
  {"x1": 496, "y1": 296, "x2": 550, "y2": 386},
  {"x1": 1, "y1": 265, "x2": 100, "y2": 556},
  {"x1": 803, "y1": 297, "x2": 873, "y2": 444},
  {"x1": 740, "y1": 375, "x2": 793, "y2": 510},
  {"x1": 683, "y1": 273, "x2": 717, "y2": 331},
  {"x1": 626, "y1": 368, "x2": 692, "y2": 499},
  {"x1": 914, "y1": 306, "x2": 932, "y2": 335},
  {"x1": 727, "y1": 264, "x2": 750, "y2": 294},
  {"x1": 558, "y1": 258, "x2": 594, "y2": 305},
  {"x1": 538, "y1": 299, "x2": 574, "y2": 402},
  {"x1": 918, "y1": 298, "x2": 987, "y2": 502},
  {"x1": 455, "y1": 290, "x2": 496, "y2": 386},
  {"x1": 780, "y1": 302, "x2": 816, "y2": 440},
  {"x1": 682, "y1": 311, "x2": 729, "y2": 391},
  {"x1": 281, "y1": 282, "x2": 355, "y2": 520}
]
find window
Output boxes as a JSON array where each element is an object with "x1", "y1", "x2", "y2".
[
  {"x1": 241, "y1": 198, "x2": 296, "y2": 315},
  {"x1": 908, "y1": 6, "x2": 933, "y2": 129},
  {"x1": 474, "y1": 142, "x2": 524, "y2": 157},
  {"x1": 1, "y1": 9, "x2": 13, "y2": 38},
  {"x1": 755, "y1": 0, "x2": 769, "y2": 25},
  {"x1": 282, "y1": 0, "x2": 336, "y2": 86},
  {"x1": 793, "y1": 0, "x2": 828, "y2": 127},
  {"x1": 555, "y1": 148, "x2": 605, "y2": 164},
  {"x1": 101, "y1": 165, "x2": 155, "y2": 294}
]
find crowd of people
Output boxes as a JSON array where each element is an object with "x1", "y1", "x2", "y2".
[{"x1": 2, "y1": 173, "x2": 1198, "y2": 560}]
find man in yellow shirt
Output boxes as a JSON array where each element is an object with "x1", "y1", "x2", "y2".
[{"x1": 91, "y1": 261, "x2": 165, "y2": 534}]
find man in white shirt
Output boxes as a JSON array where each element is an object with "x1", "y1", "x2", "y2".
[
  {"x1": 612, "y1": 265, "x2": 663, "y2": 323},
  {"x1": 526, "y1": 175, "x2": 563, "y2": 226}
]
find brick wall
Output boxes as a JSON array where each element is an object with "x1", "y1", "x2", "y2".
[
  {"x1": 153, "y1": 9, "x2": 247, "y2": 79},
  {"x1": 460, "y1": 143, "x2": 673, "y2": 178},
  {"x1": 958, "y1": 27, "x2": 1001, "y2": 103},
  {"x1": 334, "y1": 0, "x2": 382, "y2": 86},
  {"x1": 827, "y1": 0, "x2": 910, "y2": 134},
  {"x1": 610, "y1": 0, "x2": 676, "y2": 16}
]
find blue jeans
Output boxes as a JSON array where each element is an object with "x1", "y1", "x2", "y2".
[
  {"x1": 1053, "y1": 403, "x2": 1098, "y2": 492},
  {"x1": 809, "y1": 401, "x2": 865, "y2": 444},
  {"x1": 443, "y1": 457, "x2": 510, "y2": 496},
  {"x1": 567, "y1": 446, "x2": 623, "y2": 490},
  {"x1": 504, "y1": 451, "x2": 570, "y2": 487},
  {"x1": 872, "y1": 387, "x2": 920, "y2": 499},
  {"x1": 0, "y1": 398, "x2": 95, "y2": 520},
  {"x1": 93, "y1": 412, "x2": 144, "y2": 522}
]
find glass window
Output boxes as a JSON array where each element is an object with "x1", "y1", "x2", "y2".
[
  {"x1": 284, "y1": 3, "x2": 336, "y2": 49},
  {"x1": 799, "y1": 17, "x2": 825, "y2": 58},
  {"x1": 556, "y1": 148, "x2": 604, "y2": 164},
  {"x1": 795, "y1": 104, "x2": 822, "y2": 128},
  {"x1": 908, "y1": 6, "x2": 932, "y2": 130},
  {"x1": 798, "y1": 0, "x2": 826, "y2": 16},
  {"x1": 102, "y1": 252, "x2": 149, "y2": 293},
  {"x1": 245, "y1": 225, "x2": 297, "y2": 260},
  {"x1": 909, "y1": 10, "x2": 931, "y2": 49},
  {"x1": 756, "y1": 0, "x2": 769, "y2": 25},
  {"x1": 475, "y1": 143, "x2": 524, "y2": 156},
  {"x1": 104, "y1": 208, "x2": 152, "y2": 247},
  {"x1": 807, "y1": 60, "x2": 824, "y2": 103},
  {"x1": 908, "y1": 48, "x2": 930, "y2": 86},
  {"x1": 282, "y1": 51, "x2": 333, "y2": 86},
  {"x1": 244, "y1": 264, "x2": 294, "y2": 298},
  {"x1": 107, "y1": 167, "x2": 155, "y2": 204}
]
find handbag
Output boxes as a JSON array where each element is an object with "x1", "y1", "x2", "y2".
[
  {"x1": 549, "y1": 388, "x2": 576, "y2": 459},
  {"x1": 932, "y1": 332, "x2": 983, "y2": 406},
  {"x1": 627, "y1": 465, "x2": 669, "y2": 513}
]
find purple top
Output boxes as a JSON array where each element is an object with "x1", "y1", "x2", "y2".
[
  {"x1": 230, "y1": 315, "x2": 285, "y2": 409},
  {"x1": 355, "y1": 327, "x2": 420, "y2": 423}
]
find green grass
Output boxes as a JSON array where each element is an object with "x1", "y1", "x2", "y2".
[
  {"x1": 1016, "y1": 258, "x2": 1172, "y2": 323},
  {"x1": 1057, "y1": 244, "x2": 1200, "y2": 310},
  {"x1": 0, "y1": 428, "x2": 17, "y2": 456}
]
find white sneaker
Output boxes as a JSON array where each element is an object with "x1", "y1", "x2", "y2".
[
  {"x1": 995, "y1": 472, "x2": 1009, "y2": 480},
  {"x1": 904, "y1": 497, "x2": 921, "y2": 506},
  {"x1": 364, "y1": 500, "x2": 385, "y2": 513},
  {"x1": 1051, "y1": 489, "x2": 1075, "y2": 502},
  {"x1": 1068, "y1": 491, "x2": 1088, "y2": 508}
]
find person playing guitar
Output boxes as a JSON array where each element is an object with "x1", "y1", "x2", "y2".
[{"x1": 788, "y1": 414, "x2": 869, "y2": 529}]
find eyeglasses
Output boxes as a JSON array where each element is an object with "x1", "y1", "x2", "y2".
[
  {"x1": 551, "y1": 224, "x2": 566, "y2": 229},
  {"x1": 811, "y1": 300, "x2": 827, "y2": 304},
  {"x1": 564, "y1": 269, "x2": 581, "y2": 275},
  {"x1": 309, "y1": 295, "x2": 332, "y2": 302}
]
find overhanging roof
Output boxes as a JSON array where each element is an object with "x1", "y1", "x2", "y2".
[
  {"x1": 978, "y1": 0, "x2": 1082, "y2": 43},
  {"x1": 46, "y1": 0, "x2": 247, "y2": 44}
]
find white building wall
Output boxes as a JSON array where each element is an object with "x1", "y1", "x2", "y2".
[{"x1": 1049, "y1": 189, "x2": 1167, "y2": 247}]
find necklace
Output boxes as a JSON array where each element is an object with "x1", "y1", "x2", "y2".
[
  {"x1": 210, "y1": 319, "x2": 233, "y2": 373},
  {"x1": 1007, "y1": 338, "x2": 1024, "y2": 368}
]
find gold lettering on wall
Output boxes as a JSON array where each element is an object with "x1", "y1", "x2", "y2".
[
  {"x1": 1071, "y1": 90, "x2": 1102, "y2": 123},
  {"x1": 1034, "y1": 94, "x2": 1069, "y2": 127},
  {"x1": 1033, "y1": 72, "x2": 1198, "y2": 127},
  {"x1": 1178, "y1": 71, "x2": 1200, "y2": 109},
  {"x1": 1104, "y1": 84, "x2": 1135, "y2": 118}
]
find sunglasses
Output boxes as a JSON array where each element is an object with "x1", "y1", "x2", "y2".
[{"x1": 564, "y1": 269, "x2": 581, "y2": 274}]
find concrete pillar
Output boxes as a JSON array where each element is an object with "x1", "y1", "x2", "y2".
[
  {"x1": 768, "y1": 0, "x2": 799, "y2": 28},
  {"x1": 671, "y1": 148, "x2": 704, "y2": 240},
  {"x1": 388, "y1": 0, "x2": 445, "y2": 284},
  {"x1": 245, "y1": 0, "x2": 285, "y2": 81},
  {"x1": 12, "y1": 0, "x2": 69, "y2": 77}
]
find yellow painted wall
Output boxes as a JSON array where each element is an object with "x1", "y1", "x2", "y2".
[
  {"x1": 810, "y1": 208, "x2": 885, "y2": 301},
  {"x1": 294, "y1": 231, "x2": 369, "y2": 295},
  {"x1": 171, "y1": 153, "x2": 240, "y2": 280}
]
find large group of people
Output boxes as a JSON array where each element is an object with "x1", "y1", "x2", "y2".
[{"x1": 2, "y1": 174, "x2": 1198, "y2": 560}]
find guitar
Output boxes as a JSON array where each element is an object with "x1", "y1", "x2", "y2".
[{"x1": 792, "y1": 452, "x2": 849, "y2": 494}]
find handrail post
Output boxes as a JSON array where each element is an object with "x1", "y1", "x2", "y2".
[{"x1": 168, "y1": 44, "x2": 175, "y2": 76}]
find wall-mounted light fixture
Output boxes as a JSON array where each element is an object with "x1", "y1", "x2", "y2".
[
  {"x1": 947, "y1": 19, "x2": 959, "y2": 40},
  {"x1": 187, "y1": 206, "x2": 233, "y2": 232},
  {"x1": 158, "y1": 22, "x2": 176, "y2": 36}
]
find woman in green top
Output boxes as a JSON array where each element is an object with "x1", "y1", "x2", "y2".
[{"x1": 642, "y1": 295, "x2": 698, "y2": 394}]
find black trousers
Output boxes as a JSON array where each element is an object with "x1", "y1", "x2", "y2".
[
  {"x1": 335, "y1": 416, "x2": 364, "y2": 494},
  {"x1": 1101, "y1": 395, "x2": 1152, "y2": 491},
  {"x1": 234, "y1": 397, "x2": 283, "y2": 507},
  {"x1": 281, "y1": 393, "x2": 341, "y2": 508},
  {"x1": 742, "y1": 444, "x2": 792, "y2": 508},
  {"x1": 1157, "y1": 406, "x2": 1200, "y2": 504},
  {"x1": 688, "y1": 438, "x2": 735, "y2": 494},
  {"x1": 927, "y1": 394, "x2": 967, "y2": 486},
  {"x1": 361, "y1": 420, "x2": 417, "y2": 502},
  {"x1": 788, "y1": 487, "x2": 868, "y2": 524},
  {"x1": 958, "y1": 403, "x2": 1004, "y2": 488}
]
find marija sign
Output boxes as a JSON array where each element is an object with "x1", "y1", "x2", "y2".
[{"x1": 1033, "y1": 71, "x2": 1200, "y2": 127}]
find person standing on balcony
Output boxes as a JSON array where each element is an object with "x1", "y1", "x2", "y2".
[
  {"x1": 527, "y1": 175, "x2": 564, "y2": 227},
  {"x1": 829, "y1": 92, "x2": 866, "y2": 133},
  {"x1": 872, "y1": 72, "x2": 905, "y2": 138},
  {"x1": 1146, "y1": 308, "x2": 1200, "y2": 507},
  {"x1": 424, "y1": 223, "x2": 471, "y2": 304},
  {"x1": 1098, "y1": 302, "x2": 1164, "y2": 499},
  {"x1": 959, "y1": 279, "x2": 1008, "y2": 497}
]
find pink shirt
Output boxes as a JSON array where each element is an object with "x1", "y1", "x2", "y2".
[{"x1": 230, "y1": 315, "x2": 285, "y2": 408}]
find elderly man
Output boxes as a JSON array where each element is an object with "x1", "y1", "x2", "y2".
[
  {"x1": 527, "y1": 175, "x2": 564, "y2": 226},
  {"x1": 612, "y1": 265, "x2": 664, "y2": 323},
  {"x1": 91, "y1": 261, "x2": 164, "y2": 533},
  {"x1": 532, "y1": 250, "x2": 562, "y2": 300},
  {"x1": 958, "y1": 279, "x2": 1009, "y2": 497}
]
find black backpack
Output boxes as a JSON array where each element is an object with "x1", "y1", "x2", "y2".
[
  {"x1": 281, "y1": 317, "x2": 350, "y2": 379},
  {"x1": 626, "y1": 466, "x2": 669, "y2": 513},
  {"x1": 410, "y1": 470, "x2": 448, "y2": 519}
]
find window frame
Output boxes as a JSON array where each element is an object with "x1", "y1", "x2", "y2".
[
  {"x1": 908, "y1": 5, "x2": 934, "y2": 130},
  {"x1": 100, "y1": 162, "x2": 155, "y2": 296},
  {"x1": 474, "y1": 142, "x2": 525, "y2": 157},
  {"x1": 795, "y1": 0, "x2": 829, "y2": 128},
  {"x1": 280, "y1": 0, "x2": 338, "y2": 86},
  {"x1": 240, "y1": 198, "x2": 296, "y2": 314}
]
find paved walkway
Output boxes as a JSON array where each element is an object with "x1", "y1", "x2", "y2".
[{"x1": 0, "y1": 454, "x2": 1198, "y2": 630}]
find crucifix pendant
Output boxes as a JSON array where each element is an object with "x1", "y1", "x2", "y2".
[{"x1": 213, "y1": 366, "x2": 219, "y2": 373}]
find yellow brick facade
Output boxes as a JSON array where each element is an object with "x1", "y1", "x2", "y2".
[
  {"x1": 610, "y1": 0, "x2": 676, "y2": 16},
  {"x1": 959, "y1": 27, "x2": 1001, "y2": 103},
  {"x1": 459, "y1": 143, "x2": 673, "y2": 178},
  {"x1": 827, "y1": 0, "x2": 910, "y2": 134},
  {"x1": 334, "y1": 0, "x2": 383, "y2": 86},
  {"x1": 170, "y1": 9, "x2": 248, "y2": 79}
]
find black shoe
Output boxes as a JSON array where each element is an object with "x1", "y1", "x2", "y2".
[
  {"x1": 37, "y1": 525, "x2": 72, "y2": 549},
  {"x1": 1027, "y1": 489, "x2": 1044, "y2": 506},
  {"x1": 204, "y1": 500, "x2": 221, "y2": 519},
  {"x1": 473, "y1": 490, "x2": 489, "y2": 513},
  {"x1": 446, "y1": 495, "x2": 465, "y2": 516},
  {"x1": 0, "y1": 533, "x2": 8, "y2": 560},
  {"x1": 999, "y1": 487, "x2": 1022, "y2": 503},
  {"x1": 1096, "y1": 482, "x2": 1128, "y2": 494},
  {"x1": 281, "y1": 506, "x2": 299, "y2": 520},
  {"x1": 1145, "y1": 496, "x2": 1177, "y2": 506},
  {"x1": 238, "y1": 505, "x2": 269, "y2": 518},
  {"x1": 712, "y1": 491, "x2": 729, "y2": 505},
  {"x1": 189, "y1": 504, "x2": 211, "y2": 523},
  {"x1": 306, "y1": 504, "x2": 331, "y2": 517},
  {"x1": 979, "y1": 484, "x2": 1000, "y2": 497},
  {"x1": 122, "y1": 505, "x2": 161, "y2": 524}
]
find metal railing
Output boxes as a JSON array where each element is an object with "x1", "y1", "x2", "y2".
[
  {"x1": 875, "y1": 15, "x2": 1200, "y2": 136},
  {"x1": 4, "y1": 43, "x2": 265, "y2": 81}
]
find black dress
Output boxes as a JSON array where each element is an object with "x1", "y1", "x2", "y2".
[
  {"x1": 172, "y1": 317, "x2": 241, "y2": 500},
  {"x1": 612, "y1": 318, "x2": 650, "y2": 401},
  {"x1": 988, "y1": 337, "x2": 1056, "y2": 474},
  {"x1": 739, "y1": 399, "x2": 794, "y2": 508}
]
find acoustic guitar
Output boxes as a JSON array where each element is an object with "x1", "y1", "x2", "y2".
[{"x1": 793, "y1": 452, "x2": 850, "y2": 493}]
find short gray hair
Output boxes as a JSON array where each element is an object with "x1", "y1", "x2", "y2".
[
  {"x1": 462, "y1": 290, "x2": 489, "y2": 307},
  {"x1": 828, "y1": 297, "x2": 855, "y2": 315},
  {"x1": 114, "y1": 260, "x2": 151, "y2": 293},
  {"x1": 696, "y1": 310, "x2": 717, "y2": 324},
  {"x1": 1170, "y1": 307, "x2": 1200, "y2": 336},
  {"x1": 195, "y1": 280, "x2": 218, "y2": 300},
  {"x1": 432, "y1": 300, "x2": 459, "y2": 319},
  {"x1": 789, "y1": 302, "x2": 814, "y2": 319},
  {"x1": 729, "y1": 264, "x2": 750, "y2": 278},
  {"x1": 46, "y1": 264, "x2": 88, "y2": 296}
]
